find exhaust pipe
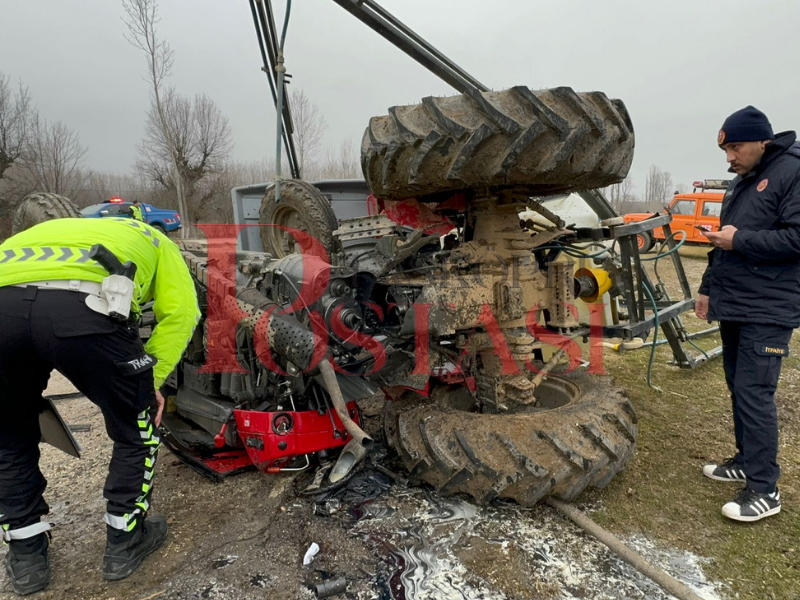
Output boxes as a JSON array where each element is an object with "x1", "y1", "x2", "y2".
[
  {"x1": 329, "y1": 438, "x2": 369, "y2": 483},
  {"x1": 318, "y1": 359, "x2": 374, "y2": 450}
]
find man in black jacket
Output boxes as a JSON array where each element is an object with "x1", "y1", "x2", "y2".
[{"x1": 696, "y1": 106, "x2": 800, "y2": 522}]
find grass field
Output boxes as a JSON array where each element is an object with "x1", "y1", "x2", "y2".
[{"x1": 586, "y1": 250, "x2": 800, "y2": 600}]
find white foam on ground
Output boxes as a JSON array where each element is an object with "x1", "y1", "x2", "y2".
[{"x1": 351, "y1": 489, "x2": 724, "y2": 600}]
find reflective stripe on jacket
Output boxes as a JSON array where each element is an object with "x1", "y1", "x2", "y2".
[{"x1": 0, "y1": 218, "x2": 200, "y2": 387}]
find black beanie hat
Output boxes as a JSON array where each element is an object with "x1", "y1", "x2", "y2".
[{"x1": 718, "y1": 106, "x2": 774, "y2": 146}]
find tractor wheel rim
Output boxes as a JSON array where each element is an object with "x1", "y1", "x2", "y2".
[
  {"x1": 267, "y1": 205, "x2": 310, "y2": 257},
  {"x1": 437, "y1": 374, "x2": 581, "y2": 414}
]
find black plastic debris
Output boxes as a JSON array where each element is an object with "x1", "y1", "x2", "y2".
[
  {"x1": 295, "y1": 461, "x2": 342, "y2": 497},
  {"x1": 297, "y1": 446, "x2": 397, "y2": 506},
  {"x1": 314, "y1": 469, "x2": 392, "y2": 504}
]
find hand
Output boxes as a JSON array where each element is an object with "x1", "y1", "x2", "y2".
[
  {"x1": 702, "y1": 225, "x2": 737, "y2": 250},
  {"x1": 695, "y1": 294, "x2": 709, "y2": 320},
  {"x1": 154, "y1": 390, "x2": 165, "y2": 427}
]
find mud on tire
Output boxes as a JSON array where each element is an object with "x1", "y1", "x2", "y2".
[
  {"x1": 384, "y1": 370, "x2": 637, "y2": 506},
  {"x1": 362, "y1": 86, "x2": 635, "y2": 201},
  {"x1": 259, "y1": 180, "x2": 340, "y2": 259},
  {"x1": 12, "y1": 192, "x2": 80, "y2": 234}
]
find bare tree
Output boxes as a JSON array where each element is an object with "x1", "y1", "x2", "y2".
[
  {"x1": 606, "y1": 176, "x2": 636, "y2": 206},
  {"x1": 180, "y1": 158, "x2": 279, "y2": 235},
  {"x1": 318, "y1": 139, "x2": 361, "y2": 179},
  {"x1": 644, "y1": 165, "x2": 674, "y2": 207},
  {"x1": 0, "y1": 73, "x2": 35, "y2": 180},
  {"x1": 212, "y1": 158, "x2": 278, "y2": 191},
  {"x1": 187, "y1": 94, "x2": 233, "y2": 187},
  {"x1": 122, "y1": 0, "x2": 191, "y2": 236},
  {"x1": 76, "y1": 170, "x2": 160, "y2": 208},
  {"x1": 20, "y1": 115, "x2": 87, "y2": 197},
  {"x1": 290, "y1": 88, "x2": 327, "y2": 177},
  {"x1": 136, "y1": 91, "x2": 232, "y2": 224}
]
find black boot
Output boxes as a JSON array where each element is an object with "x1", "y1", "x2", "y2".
[
  {"x1": 103, "y1": 514, "x2": 168, "y2": 581},
  {"x1": 3, "y1": 533, "x2": 51, "y2": 596}
]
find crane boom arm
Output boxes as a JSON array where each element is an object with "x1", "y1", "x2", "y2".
[{"x1": 248, "y1": 0, "x2": 488, "y2": 178}]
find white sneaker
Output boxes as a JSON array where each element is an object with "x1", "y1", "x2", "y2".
[
  {"x1": 702, "y1": 458, "x2": 746, "y2": 483},
  {"x1": 722, "y1": 487, "x2": 781, "y2": 522}
]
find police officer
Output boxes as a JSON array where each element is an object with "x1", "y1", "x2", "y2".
[
  {"x1": 0, "y1": 217, "x2": 199, "y2": 594},
  {"x1": 129, "y1": 199, "x2": 145, "y2": 222},
  {"x1": 696, "y1": 106, "x2": 800, "y2": 522}
]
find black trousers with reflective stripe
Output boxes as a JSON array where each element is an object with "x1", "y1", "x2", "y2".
[
  {"x1": 719, "y1": 321, "x2": 792, "y2": 494},
  {"x1": 0, "y1": 286, "x2": 157, "y2": 531}
]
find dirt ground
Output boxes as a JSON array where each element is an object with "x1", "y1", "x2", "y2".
[
  {"x1": 1, "y1": 246, "x2": 796, "y2": 600},
  {"x1": 590, "y1": 246, "x2": 800, "y2": 600},
  {"x1": 0, "y1": 385, "x2": 722, "y2": 600}
]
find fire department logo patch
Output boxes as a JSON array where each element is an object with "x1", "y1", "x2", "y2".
[
  {"x1": 717, "y1": 129, "x2": 726, "y2": 145},
  {"x1": 757, "y1": 178, "x2": 769, "y2": 192}
]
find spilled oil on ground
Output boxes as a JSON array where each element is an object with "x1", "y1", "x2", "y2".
[{"x1": 341, "y1": 485, "x2": 722, "y2": 600}]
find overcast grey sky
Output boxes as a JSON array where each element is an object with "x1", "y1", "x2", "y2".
[{"x1": 2, "y1": 0, "x2": 799, "y2": 196}]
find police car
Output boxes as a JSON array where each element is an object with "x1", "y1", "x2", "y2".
[{"x1": 80, "y1": 197, "x2": 182, "y2": 234}]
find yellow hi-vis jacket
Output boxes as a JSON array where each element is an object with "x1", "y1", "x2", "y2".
[
  {"x1": 0, "y1": 218, "x2": 200, "y2": 389},
  {"x1": 130, "y1": 203, "x2": 145, "y2": 222}
]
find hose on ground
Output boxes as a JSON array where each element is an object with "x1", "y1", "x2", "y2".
[{"x1": 546, "y1": 498, "x2": 708, "y2": 600}]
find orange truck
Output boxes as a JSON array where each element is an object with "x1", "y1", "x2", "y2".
[{"x1": 623, "y1": 179, "x2": 728, "y2": 251}]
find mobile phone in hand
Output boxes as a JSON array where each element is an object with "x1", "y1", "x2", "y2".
[{"x1": 695, "y1": 224, "x2": 714, "y2": 232}]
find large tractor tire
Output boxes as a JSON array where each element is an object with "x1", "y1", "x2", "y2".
[
  {"x1": 12, "y1": 192, "x2": 80, "y2": 235},
  {"x1": 384, "y1": 370, "x2": 637, "y2": 506},
  {"x1": 260, "y1": 180, "x2": 339, "y2": 259},
  {"x1": 362, "y1": 86, "x2": 634, "y2": 201}
]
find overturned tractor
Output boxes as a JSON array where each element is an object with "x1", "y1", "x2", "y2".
[
  {"x1": 151, "y1": 81, "x2": 647, "y2": 506},
  {"x1": 10, "y1": 0, "x2": 702, "y2": 508}
]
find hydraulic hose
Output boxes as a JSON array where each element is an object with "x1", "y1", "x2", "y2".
[
  {"x1": 646, "y1": 230, "x2": 710, "y2": 364},
  {"x1": 640, "y1": 231, "x2": 687, "y2": 263},
  {"x1": 642, "y1": 280, "x2": 661, "y2": 392},
  {"x1": 536, "y1": 243, "x2": 611, "y2": 260}
]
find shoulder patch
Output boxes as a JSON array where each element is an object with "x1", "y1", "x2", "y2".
[{"x1": 757, "y1": 178, "x2": 769, "y2": 192}]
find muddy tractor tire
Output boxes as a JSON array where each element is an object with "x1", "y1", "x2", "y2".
[
  {"x1": 384, "y1": 370, "x2": 637, "y2": 506},
  {"x1": 12, "y1": 192, "x2": 81, "y2": 235},
  {"x1": 362, "y1": 86, "x2": 635, "y2": 201},
  {"x1": 260, "y1": 180, "x2": 340, "y2": 259}
]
